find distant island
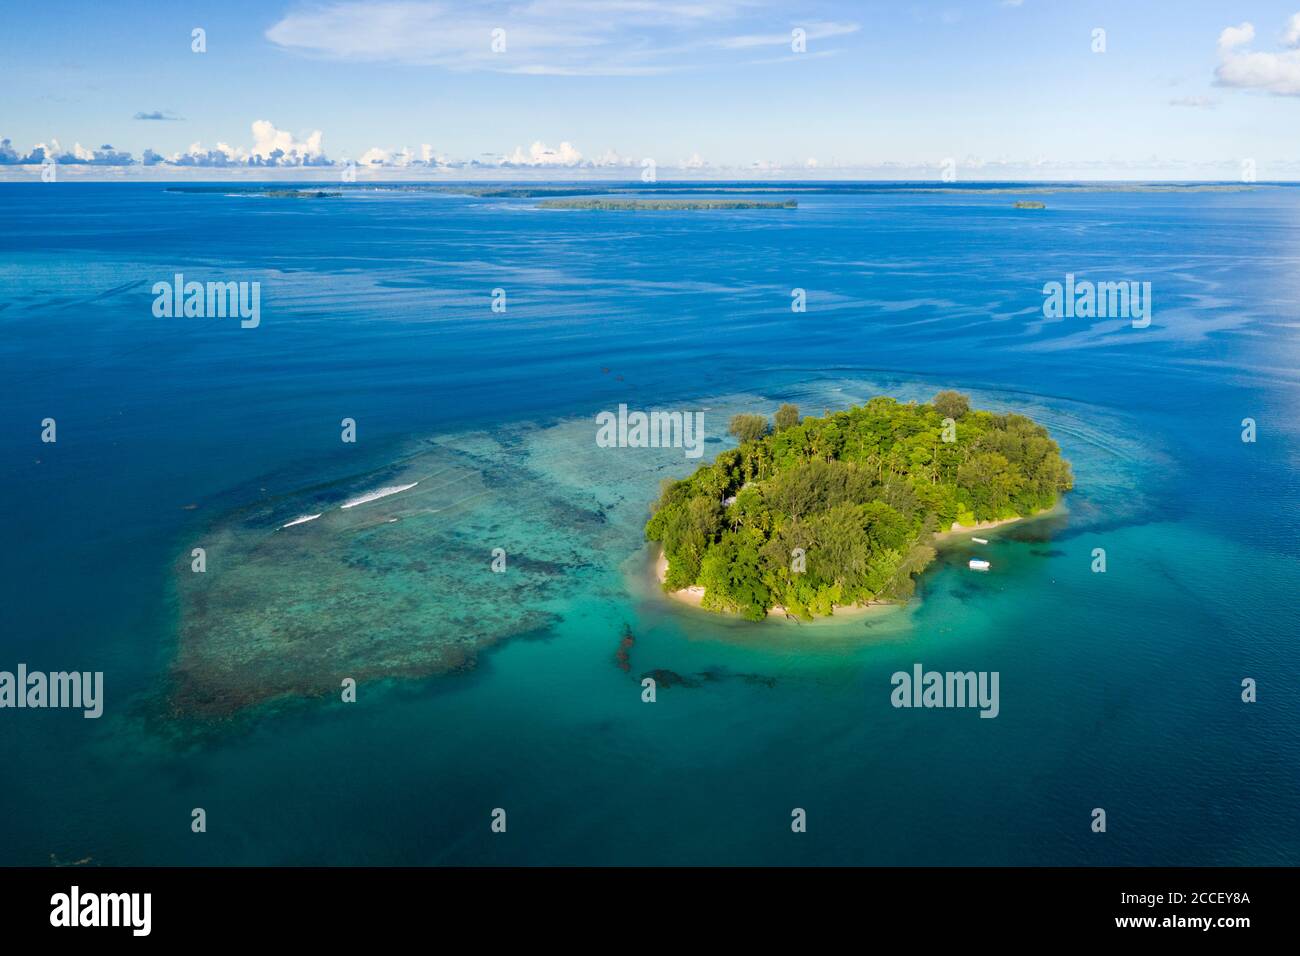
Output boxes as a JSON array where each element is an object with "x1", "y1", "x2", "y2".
[
  {"x1": 646, "y1": 393, "x2": 1073, "y2": 621},
  {"x1": 260, "y1": 189, "x2": 340, "y2": 199},
  {"x1": 539, "y1": 198, "x2": 797, "y2": 211},
  {"x1": 164, "y1": 187, "x2": 340, "y2": 199},
  {"x1": 1013, "y1": 200, "x2": 1046, "y2": 209}
]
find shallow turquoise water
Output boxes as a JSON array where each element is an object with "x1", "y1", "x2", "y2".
[{"x1": 0, "y1": 183, "x2": 1297, "y2": 864}]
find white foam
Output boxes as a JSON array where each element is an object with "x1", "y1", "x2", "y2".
[
  {"x1": 340, "y1": 482, "x2": 419, "y2": 510},
  {"x1": 279, "y1": 513, "x2": 322, "y2": 529}
]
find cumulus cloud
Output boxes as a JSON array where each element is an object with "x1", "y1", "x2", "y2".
[
  {"x1": 1215, "y1": 17, "x2": 1300, "y2": 95},
  {"x1": 174, "y1": 120, "x2": 330, "y2": 166},
  {"x1": 588, "y1": 148, "x2": 636, "y2": 167},
  {"x1": 69, "y1": 144, "x2": 134, "y2": 165},
  {"x1": 501, "y1": 140, "x2": 583, "y2": 166},
  {"x1": 0, "y1": 139, "x2": 32, "y2": 164},
  {"x1": 171, "y1": 142, "x2": 243, "y2": 167},
  {"x1": 355, "y1": 144, "x2": 446, "y2": 166},
  {"x1": 250, "y1": 119, "x2": 325, "y2": 163},
  {"x1": 1218, "y1": 22, "x2": 1255, "y2": 52},
  {"x1": 1286, "y1": 13, "x2": 1300, "y2": 46},
  {"x1": 0, "y1": 128, "x2": 633, "y2": 173},
  {"x1": 358, "y1": 146, "x2": 397, "y2": 166},
  {"x1": 0, "y1": 138, "x2": 132, "y2": 165}
]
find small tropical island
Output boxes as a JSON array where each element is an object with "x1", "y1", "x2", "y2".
[
  {"x1": 538, "y1": 198, "x2": 797, "y2": 211},
  {"x1": 164, "y1": 186, "x2": 341, "y2": 199},
  {"x1": 1013, "y1": 200, "x2": 1046, "y2": 209},
  {"x1": 646, "y1": 393, "x2": 1073, "y2": 621}
]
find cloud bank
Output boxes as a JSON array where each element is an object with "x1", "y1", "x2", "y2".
[{"x1": 0, "y1": 139, "x2": 133, "y2": 165}]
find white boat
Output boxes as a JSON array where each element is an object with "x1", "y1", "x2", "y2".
[
  {"x1": 971, "y1": 536, "x2": 988, "y2": 544},
  {"x1": 968, "y1": 558, "x2": 991, "y2": 571}
]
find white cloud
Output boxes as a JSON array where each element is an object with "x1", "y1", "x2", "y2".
[
  {"x1": 358, "y1": 144, "x2": 447, "y2": 166},
  {"x1": 1215, "y1": 17, "x2": 1300, "y2": 95},
  {"x1": 715, "y1": 21, "x2": 858, "y2": 50},
  {"x1": 1285, "y1": 13, "x2": 1300, "y2": 47},
  {"x1": 251, "y1": 119, "x2": 323, "y2": 161},
  {"x1": 0, "y1": 138, "x2": 133, "y2": 166},
  {"x1": 359, "y1": 146, "x2": 398, "y2": 166},
  {"x1": 172, "y1": 140, "x2": 245, "y2": 166},
  {"x1": 1218, "y1": 22, "x2": 1255, "y2": 51},
  {"x1": 172, "y1": 121, "x2": 329, "y2": 166},
  {"x1": 268, "y1": 1, "x2": 572, "y2": 70},
  {"x1": 266, "y1": 0, "x2": 855, "y2": 74},
  {"x1": 588, "y1": 148, "x2": 636, "y2": 167},
  {"x1": 524, "y1": 1, "x2": 745, "y2": 19},
  {"x1": 502, "y1": 140, "x2": 583, "y2": 166}
]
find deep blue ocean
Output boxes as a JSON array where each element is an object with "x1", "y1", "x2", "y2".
[{"x1": 1, "y1": 182, "x2": 1296, "y2": 865}]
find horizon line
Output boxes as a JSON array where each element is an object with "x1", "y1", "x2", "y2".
[{"x1": 0, "y1": 175, "x2": 1288, "y2": 186}]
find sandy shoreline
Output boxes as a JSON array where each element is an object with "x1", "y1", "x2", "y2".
[{"x1": 932, "y1": 514, "x2": 1027, "y2": 544}]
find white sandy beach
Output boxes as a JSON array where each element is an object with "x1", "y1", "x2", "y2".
[{"x1": 933, "y1": 514, "x2": 1027, "y2": 543}]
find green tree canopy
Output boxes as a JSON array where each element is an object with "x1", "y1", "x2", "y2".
[
  {"x1": 774, "y1": 403, "x2": 801, "y2": 432},
  {"x1": 647, "y1": 397, "x2": 1072, "y2": 620},
  {"x1": 932, "y1": 390, "x2": 971, "y2": 421},
  {"x1": 728, "y1": 413, "x2": 769, "y2": 444}
]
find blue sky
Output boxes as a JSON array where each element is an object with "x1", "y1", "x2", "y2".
[{"x1": 2, "y1": 0, "x2": 1299, "y2": 179}]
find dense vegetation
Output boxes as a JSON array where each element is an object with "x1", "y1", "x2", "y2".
[{"x1": 646, "y1": 393, "x2": 1073, "y2": 621}]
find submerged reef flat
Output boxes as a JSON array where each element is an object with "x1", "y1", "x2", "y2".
[
  {"x1": 538, "y1": 198, "x2": 798, "y2": 211},
  {"x1": 170, "y1": 411, "x2": 707, "y2": 717},
  {"x1": 171, "y1": 427, "x2": 620, "y2": 716}
]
